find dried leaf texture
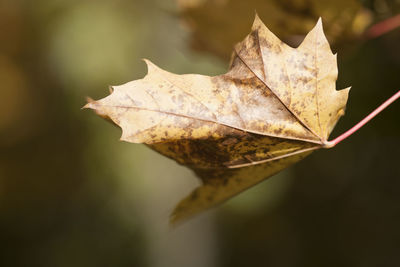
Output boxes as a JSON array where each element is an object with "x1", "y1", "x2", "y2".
[{"x1": 85, "y1": 15, "x2": 349, "y2": 224}]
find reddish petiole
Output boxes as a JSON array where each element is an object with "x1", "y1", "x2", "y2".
[{"x1": 324, "y1": 90, "x2": 400, "y2": 148}]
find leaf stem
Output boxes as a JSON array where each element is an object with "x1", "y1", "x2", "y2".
[
  {"x1": 324, "y1": 90, "x2": 400, "y2": 148},
  {"x1": 365, "y1": 14, "x2": 400, "y2": 39}
]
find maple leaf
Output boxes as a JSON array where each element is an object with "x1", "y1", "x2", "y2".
[{"x1": 84, "y1": 15, "x2": 350, "y2": 224}]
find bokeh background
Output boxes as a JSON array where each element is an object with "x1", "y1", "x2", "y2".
[{"x1": 1, "y1": 0, "x2": 399, "y2": 266}]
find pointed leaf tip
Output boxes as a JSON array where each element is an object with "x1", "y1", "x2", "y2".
[
  {"x1": 299, "y1": 16, "x2": 331, "y2": 52},
  {"x1": 142, "y1": 58, "x2": 158, "y2": 75},
  {"x1": 253, "y1": 10, "x2": 259, "y2": 19},
  {"x1": 314, "y1": 17, "x2": 324, "y2": 34},
  {"x1": 82, "y1": 99, "x2": 95, "y2": 110},
  {"x1": 340, "y1": 86, "x2": 351, "y2": 96},
  {"x1": 252, "y1": 12, "x2": 265, "y2": 29}
]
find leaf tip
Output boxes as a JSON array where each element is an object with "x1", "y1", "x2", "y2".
[
  {"x1": 119, "y1": 133, "x2": 130, "y2": 143},
  {"x1": 299, "y1": 16, "x2": 330, "y2": 51},
  {"x1": 313, "y1": 17, "x2": 325, "y2": 35},
  {"x1": 252, "y1": 11, "x2": 265, "y2": 30},
  {"x1": 253, "y1": 9, "x2": 260, "y2": 20},
  {"x1": 141, "y1": 57, "x2": 150, "y2": 64},
  {"x1": 82, "y1": 97, "x2": 96, "y2": 110},
  {"x1": 339, "y1": 86, "x2": 351, "y2": 95},
  {"x1": 169, "y1": 213, "x2": 181, "y2": 228},
  {"x1": 142, "y1": 58, "x2": 158, "y2": 75},
  {"x1": 340, "y1": 86, "x2": 351, "y2": 100},
  {"x1": 169, "y1": 205, "x2": 188, "y2": 227}
]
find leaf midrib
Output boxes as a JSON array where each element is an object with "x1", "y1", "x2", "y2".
[{"x1": 100, "y1": 103, "x2": 323, "y2": 144}]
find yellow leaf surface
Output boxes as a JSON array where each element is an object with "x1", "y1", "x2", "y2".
[{"x1": 85, "y1": 15, "x2": 350, "y2": 224}]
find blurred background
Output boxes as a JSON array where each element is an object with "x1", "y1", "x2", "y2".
[{"x1": 1, "y1": 0, "x2": 399, "y2": 266}]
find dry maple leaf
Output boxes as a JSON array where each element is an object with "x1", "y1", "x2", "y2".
[{"x1": 84, "y1": 15, "x2": 350, "y2": 224}]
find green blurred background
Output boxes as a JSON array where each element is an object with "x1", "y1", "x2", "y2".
[{"x1": 1, "y1": 0, "x2": 399, "y2": 266}]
